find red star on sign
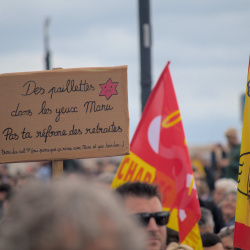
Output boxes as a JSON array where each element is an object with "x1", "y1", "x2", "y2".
[{"x1": 99, "y1": 78, "x2": 118, "y2": 100}]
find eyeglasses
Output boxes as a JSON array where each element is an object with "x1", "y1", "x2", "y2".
[{"x1": 133, "y1": 211, "x2": 170, "y2": 226}]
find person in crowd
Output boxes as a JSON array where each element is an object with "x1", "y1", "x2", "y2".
[
  {"x1": 0, "y1": 185, "x2": 14, "y2": 222},
  {"x1": 192, "y1": 153, "x2": 215, "y2": 194},
  {"x1": 0, "y1": 178, "x2": 145, "y2": 250},
  {"x1": 193, "y1": 165, "x2": 211, "y2": 201},
  {"x1": 193, "y1": 168, "x2": 225, "y2": 233},
  {"x1": 213, "y1": 178, "x2": 237, "y2": 206},
  {"x1": 219, "y1": 191, "x2": 237, "y2": 227},
  {"x1": 0, "y1": 183, "x2": 11, "y2": 201},
  {"x1": 201, "y1": 233, "x2": 224, "y2": 250},
  {"x1": 217, "y1": 128, "x2": 241, "y2": 181},
  {"x1": 166, "y1": 242, "x2": 193, "y2": 250},
  {"x1": 210, "y1": 143, "x2": 227, "y2": 180},
  {"x1": 0, "y1": 183, "x2": 12, "y2": 220},
  {"x1": 198, "y1": 207, "x2": 215, "y2": 234},
  {"x1": 115, "y1": 181, "x2": 170, "y2": 250},
  {"x1": 166, "y1": 227, "x2": 179, "y2": 246},
  {"x1": 0, "y1": 164, "x2": 9, "y2": 184},
  {"x1": 218, "y1": 225, "x2": 234, "y2": 250}
]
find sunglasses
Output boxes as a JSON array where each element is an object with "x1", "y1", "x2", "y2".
[{"x1": 133, "y1": 211, "x2": 170, "y2": 226}]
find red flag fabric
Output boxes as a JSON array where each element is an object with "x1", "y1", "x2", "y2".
[{"x1": 112, "y1": 62, "x2": 201, "y2": 248}]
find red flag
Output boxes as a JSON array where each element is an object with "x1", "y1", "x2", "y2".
[{"x1": 112, "y1": 62, "x2": 201, "y2": 248}]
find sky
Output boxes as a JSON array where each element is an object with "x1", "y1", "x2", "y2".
[{"x1": 1, "y1": 0, "x2": 250, "y2": 147}]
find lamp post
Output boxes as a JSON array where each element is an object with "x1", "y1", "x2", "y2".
[{"x1": 138, "y1": 0, "x2": 152, "y2": 113}]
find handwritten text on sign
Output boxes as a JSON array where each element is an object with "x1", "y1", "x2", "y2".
[{"x1": 0, "y1": 66, "x2": 129, "y2": 163}]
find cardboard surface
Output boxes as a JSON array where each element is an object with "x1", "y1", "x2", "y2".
[{"x1": 0, "y1": 66, "x2": 130, "y2": 163}]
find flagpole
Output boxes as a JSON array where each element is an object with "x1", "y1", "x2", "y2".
[
  {"x1": 138, "y1": 0, "x2": 152, "y2": 113},
  {"x1": 44, "y1": 17, "x2": 51, "y2": 70}
]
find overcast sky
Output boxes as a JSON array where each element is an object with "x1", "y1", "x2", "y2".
[{"x1": 1, "y1": 0, "x2": 250, "y2": 146}]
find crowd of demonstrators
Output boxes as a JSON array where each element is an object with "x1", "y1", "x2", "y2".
[
  {"x1": 192, "y1": 127, "x2": 241, "y2": 249},
  {"x1": 198, "y1": 208, "x2": 236, "y2": 249},
  {"x1": 0, "y1": 126, "x2": 242, "y2": 249},
  {"x1": 0, "y1": 177, "x2": 145, "y2": 250},
  {"x1": 193, "y1": 167, "x2": 225, "y2": 234},
  {"x1": 0, "y1": 157, "x2": 120, "y2": 221},
  {"x1": 0, "y1": 171, "x2": 180, "y2": 250}
]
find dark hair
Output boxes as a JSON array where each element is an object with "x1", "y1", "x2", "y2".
[
  {"x1": 201, "y1": 232, "x2": 222, "y2": 247},
  {"x1": 166, "y1": 227, "x2": 179, "y2": 246},
  {"x1": 115, "y1": 181, "x2": 162, "y2": 201},
  {"x1": 5, "y1": 189, "x2": 15, "y2": 202},
  {"x1": 0, "y1": 183, "x2": 11, "y2": 193}
]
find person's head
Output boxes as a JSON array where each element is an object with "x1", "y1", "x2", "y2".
[
  {"x1": 201, "y1": 233, "x2": 224, "y2": 250},
  {"x1": 213, "y1": 178, "x2": 237, "y2": 206},
  {"x1": 198, "y1": 207, "x2": 215, "y2": 234},
  {"x1": 166, "y1": 227, "x2": 179, "y2": 246},
  {"x1": 0, "y1": 178, "x2": 145, "y2": 250},
  {"x1": 116, "y1": 181, "x2": 168, "y2": 250},
  {"x1": 192, "y1": 167, "x2": 209, "y2": 198},
  {"x1": 218, "y1": 225, "x2": 234, "y2": 250},
  {"x1": 225, "y1": 128, "x2": 239, "y2": 147},
  {"x1": 166, "y1": 242, "x2": 193, "y2": 250},
  {"x1": 219, "y1": 190, "x2": 237, "y2": 225}
]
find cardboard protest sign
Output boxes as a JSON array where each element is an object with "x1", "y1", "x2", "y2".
[{"x1": 0, "y1": 66, "x2": 129, "y2": 163}]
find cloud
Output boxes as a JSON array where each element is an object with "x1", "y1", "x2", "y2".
[{"x1": 1, "y1": 0, "x2": 250, "y2": 146}]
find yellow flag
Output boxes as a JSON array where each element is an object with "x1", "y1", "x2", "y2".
[{"x1": 234, "y1": 56, "x2": 250, "y2": 249}]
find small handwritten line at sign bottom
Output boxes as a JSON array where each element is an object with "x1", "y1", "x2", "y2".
[{"x1": 1, "y1": 141, "x2": 125, "y2": 156}]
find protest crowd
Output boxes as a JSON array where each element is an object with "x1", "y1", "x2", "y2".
[{"x1": 0, "y1": 127, "x2": 241, "y2": 250}]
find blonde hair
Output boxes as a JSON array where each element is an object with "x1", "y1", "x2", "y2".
[{"x1": 167, "y1": 242, "x2": 194, "y2": 250}]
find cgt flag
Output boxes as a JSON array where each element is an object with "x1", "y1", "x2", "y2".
[
  {"x1": 234, "y1": 56, "x2": 250, "y2": 249},
  {"x1": 112, "y1": 62, "x2": 202, "y2": 249}
]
